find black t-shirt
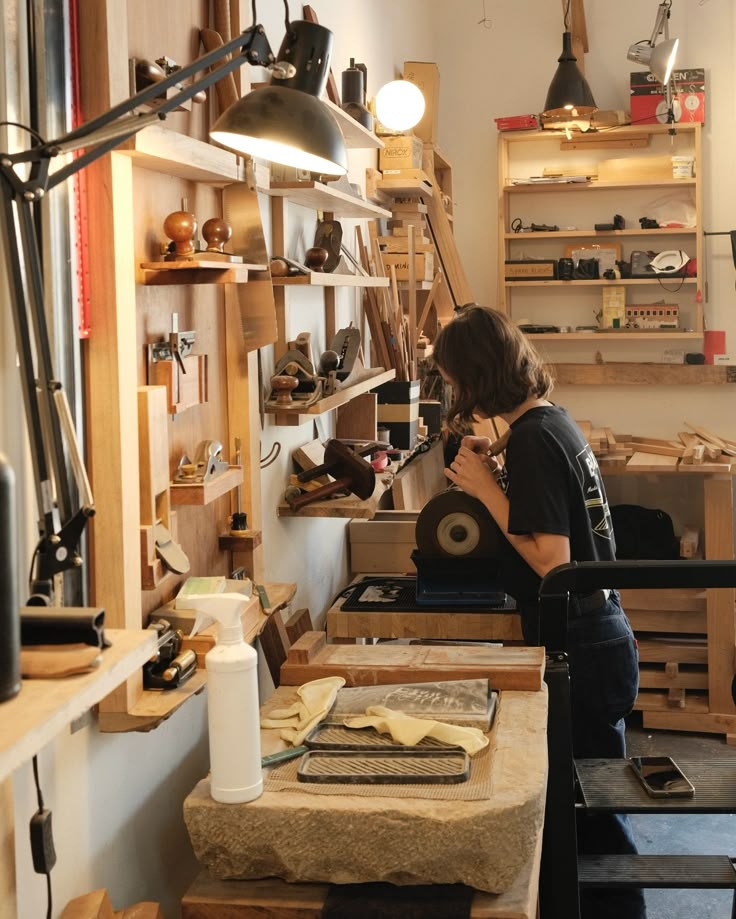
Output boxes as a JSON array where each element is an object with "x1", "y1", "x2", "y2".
[{"x1": 495, "y1": 405, "x2": 616, "y2": 601}]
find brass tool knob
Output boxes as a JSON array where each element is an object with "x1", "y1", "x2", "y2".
[{"x1": 271, "y1": 375, "x2": 299, "y2": 405}]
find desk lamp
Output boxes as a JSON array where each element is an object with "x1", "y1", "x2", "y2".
[
  {"x1": 0, "y1": 10, "x2": 347, "y2": 603},
  {"x1": 627, "y1": 0, "x2": 679, "y2": 124}
]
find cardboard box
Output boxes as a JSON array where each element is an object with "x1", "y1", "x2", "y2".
[
  {"x1": 379, "y1": 133, "x2": 424, "y2": 171},
  {"x1": 625, "y1": 304, "x2": 679, "y2": 329},
  {"x1": 349, "y1": 515, "x2": 418, "y2": 574},
  {"x1": 601, "y1": 286, "x2": 626, "y2": 329},
  {"x1": 494, "y1": 114, "x2": 540, "y2": 132},
  {"x1": 403, "y1": 61, "x2": 440, "y2": 144},
  {"x1": 374, "y1": 379, "x2": 420, "y2": 450},
  {"x1": 630, "y1": 68, "x2": 705, "y2": 125},
  {"x1": 381, "y1": 252, "x2": 434, "y2": 283}
]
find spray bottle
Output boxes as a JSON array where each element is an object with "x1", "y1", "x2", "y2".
[{"x1": 189, "y1": 593, "x2": 263, "y2": 803}]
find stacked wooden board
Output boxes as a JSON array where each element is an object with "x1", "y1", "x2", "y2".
[{"x1": 577, "y1": 420, "x2": 736, "y2": 473}]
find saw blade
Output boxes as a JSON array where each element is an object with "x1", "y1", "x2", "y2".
[{"x1": 415, "y1": 488, "x2": 501, "y2": 558}]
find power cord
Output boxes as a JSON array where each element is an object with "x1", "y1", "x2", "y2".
[{"x1": 30, "y1": 755, "x2": 55, "y2": 919}]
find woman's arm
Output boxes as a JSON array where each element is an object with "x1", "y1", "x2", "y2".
[{"x1": 445, "y1": 445, "x2": 570, "y2": 577}]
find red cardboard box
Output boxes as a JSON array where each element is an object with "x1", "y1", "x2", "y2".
[
  {"x1": 630, "y1": 68, "x2": 705, "y2": 125},
  {"x1": 494, "y1": 114, "x2": 540, "y2": 132}
]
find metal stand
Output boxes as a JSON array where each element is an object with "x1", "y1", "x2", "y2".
[{"x1": 538, "y1": 559, "x2": 736, "y2": 917}]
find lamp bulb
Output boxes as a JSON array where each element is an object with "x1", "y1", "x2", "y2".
[{"x1": 375, "y1": 80, "x2": 425, "y2": 131}]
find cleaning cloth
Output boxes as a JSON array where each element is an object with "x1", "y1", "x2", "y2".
[
  {"x1": 344, "y1": 705, "x2": 489, "y2": 756},
  {"x1": 261, "y1": 676, "x2": 346, "y2": 745}
]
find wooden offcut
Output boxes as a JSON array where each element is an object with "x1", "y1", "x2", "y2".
[{"x1": 280, "y1": 632, "x2": 544, "y2": 691}]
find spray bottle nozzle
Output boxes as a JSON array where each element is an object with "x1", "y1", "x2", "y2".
[{"x1": 187, "y1": 592, "x2": 247, "y2": 645}]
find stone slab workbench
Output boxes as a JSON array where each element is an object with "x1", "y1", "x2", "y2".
[{"x1": 184, "y1": 683, "x2": 548, "y2": 896}]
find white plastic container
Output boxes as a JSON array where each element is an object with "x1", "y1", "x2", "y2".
[
  {"x1": 671, "y1": 156, "x2": 694, "y2": 178},
  {"x1": 189, "y1": 593, "x2": 263, "y2": 803}
]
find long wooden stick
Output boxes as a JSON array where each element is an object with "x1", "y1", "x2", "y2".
[
  {"x1": 417, "y1": 271, "x2": 442, "y2": 339},
  {"x1": 408, "y1": 224, "x2": 417, "y2": 379},
  {"x1": 355, "y1": 226, "x2": 391, "y2": 369}
]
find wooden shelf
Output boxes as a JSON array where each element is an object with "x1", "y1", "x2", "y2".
[
  {"x1": 505, "y1": 179, "x2": 696, "y2": 193},
  {"x1": 323, "y1": 99, "x2": 384, "y2": 149},
  {"x1": 277, "y1": 474, "x2": 391, "y2": 519},
  {"x1": 170, "y1": 465, "x2": 243, "y2": 506},
  {"x1": 0, "y1": 629, "x2": 157, "y2": 780},
  {"x1": 264, "y1": 369, "x2": 396, "y2": 426},
  {"x1": 505, "y1": 278, "x2": 697, "y2": 288},
  {"x1": 500, "y1": 123, "x2": 700, "y2": 143},
  {"x1": 376, "y1": 178, "x2": 434, "y2": 198},
  {"x1": 218, "y1": 530, "x2": 263, "y2": 552},
  {"x1": 120, "y1": 124, "x2": 245, "y2": 184},
  {"x1": 552, "y1": 363, "x2": 736, "y2": 386},
  {"x1": 140, "y1": 260, "x2": 266, "y2": 285},
  {"x1": 98, "y1": 582, "x2": 296, "y2": 733},
  {"x1": 530, "y1": 332, "x2": 703, "y2": 341},
  {"x1": 504, "y1": 228, "x2": 697, "y2": 240},
  {"x1": 271, "y1": 273, "x2": 389, "y2": 288},
  {"x1": 265, "y1": 181, "x2": 391, "y2": 218},
  {"x1": 98, "y1": 670, "x2": 208, "y2": 733}
]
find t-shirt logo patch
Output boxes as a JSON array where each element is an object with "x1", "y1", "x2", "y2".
[{"x1": 575, "y1": 445, "x2": 613, "y2": 541}]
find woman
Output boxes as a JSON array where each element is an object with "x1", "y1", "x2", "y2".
[{"x1": 434, "y1": 306, "x2": 646, "y2": 919}]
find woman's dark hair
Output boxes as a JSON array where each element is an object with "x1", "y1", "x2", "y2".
[{"x1": 433, "y1": 306, "x2": 553, "y2": 433}]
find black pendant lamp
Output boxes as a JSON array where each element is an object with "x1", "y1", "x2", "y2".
[{"x1": 543, "y1": 30, "x2": 597, "y2": 119}]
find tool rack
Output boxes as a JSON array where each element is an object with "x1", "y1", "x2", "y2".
[{"x1": 538, "y1": 559, "x2": 736, "y2": 918}]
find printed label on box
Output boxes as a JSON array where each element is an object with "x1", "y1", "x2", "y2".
[{"x1": 630, "y1": 68, "x2": 705, "y2": 125}]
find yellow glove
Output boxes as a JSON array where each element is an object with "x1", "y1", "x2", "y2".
[
  {"x1": 261, "y1": 676, "x2": 346, "y2": 745},
  {"x1": 345, "y1": 705, "x2": 489, "y2": 756}
]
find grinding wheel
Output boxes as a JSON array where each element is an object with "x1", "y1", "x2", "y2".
[{"x1": 416, "y1": 488, "x2": 502, "y2": 558}]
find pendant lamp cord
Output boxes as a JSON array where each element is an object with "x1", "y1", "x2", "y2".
[
  {"x1": 563, "y1": 0, "x2": 571, "y2": 30},
  {"x1": 283, "y1": 0, "x2": 291, "y2": 34},
  {"x1": 250, "y1": 0, "x2": 257, "y2": 25}
]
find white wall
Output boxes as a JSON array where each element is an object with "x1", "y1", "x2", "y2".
[{"x1": 430, "y1": 0, "x2": 736, "y2": 440}]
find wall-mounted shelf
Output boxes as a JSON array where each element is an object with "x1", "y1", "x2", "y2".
[
  {"x1": 503, "y1": 228, "x2": 697, "y2": 240},
  {"x1": 323, "y1": 99, "x2": 384, "y2": 149},
  {"x1": 505, "y1": 179, "x2": 696, "y2": 194},
  {"x1": 218, "y1": 530, "x2": 263, "y2": 552},
  {"x1": 277, "y1": 475, "x2": 391, "y2": 519},
  {"x1": 140, "y1": 260, "x2": 266, "y2": 285},
  {"x1": 98, "y1": 670, "x2": 208, "y2": 734},
  {"x1": 552, "y1": 363, "x2": 736, "y2": 386},
  {"x1": 170, "y1": 465, "x2": 243, "y2": 506},
  {"x1": 377, "y1": 177, "x2": 434, "y2": 198},
  {"x1": 120, "y1": 123, "x2": 245, "y2": 184},
  {"x1": 0, "y1": 629, "x2": 157, "y2": 780},
  {"x1": 505, "y1": 278, "x2": 697, "y2": 288},
  {"x1": 265, "y1": 181, "x2": 392, "y2": 219},
  {"x1": 530, "y1": 332, "x2": 703, "y2": 341},
  {"x1": 264, "y1": 369, "x2": 396, "y2": 426},
  {"x1": 271, "y1": 273, "x2": 389, "y2": 288}
]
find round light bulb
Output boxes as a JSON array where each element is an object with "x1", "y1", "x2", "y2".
[{"x1": 375, "y1": 80, "x2": 425, "y2": 131}]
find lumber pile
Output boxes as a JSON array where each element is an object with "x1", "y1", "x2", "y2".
[{"x1": 577, "y1": 420, "x2": 736, "y2": 473}]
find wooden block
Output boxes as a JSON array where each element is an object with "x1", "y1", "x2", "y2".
[
  {"x1": 284, "y1": 608, "x2": 313, "y2": 646},
  {"x1": 336, "y1": 393, "x2": 377, "y2": 442},
  {"x1": 281, "y1": 635, "x2": 544, "y2": 691},
  {"x1": 392, "y1": 440, "x2": 447, "y2": 510},
  {"x1": 667, "y1": 687, "x2": 686, "y2": 708},
  {"x1": 259, "y1": 610, "x2": 290, "y2": 687},
  {"x1": 114, "y1": 904, "x2": 165, "y2": 919},
  {"x1": 61, "y1": 890, "x2": 115, "y2": 919},
  {"x1": 349, "y1": 541, "x2": 417, "y2": 574},
  {"x1": 287, "y1": 631, "x2": 326, "y2": 665},
  {"x1": 625, "y1": 452, "x2": 679, "y2": 472},
  {"x1": 598, "y1": 155, "x2": 673, "y2": 182},
  {"x1": 150, "y1": 353, "x2": 207, "y2": 415}
]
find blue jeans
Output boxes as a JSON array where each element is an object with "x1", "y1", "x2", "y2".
[{"x1": 522, "y1": 591, "x2": 647, "y2": 919}]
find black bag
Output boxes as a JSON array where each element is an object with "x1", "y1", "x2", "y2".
[{"x1": 610, "y1": 504, "x2": 680, "y2": 560}]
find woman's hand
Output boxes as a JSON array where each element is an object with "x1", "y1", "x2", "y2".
[
  {"x1": 445, "y1": 444, "x2": 498, "y2": 500},
  {"x1": 459, "y1": 435, "x2": 503, "y2": 476}
]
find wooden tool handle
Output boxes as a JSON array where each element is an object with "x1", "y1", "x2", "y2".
[
  {"x1": 199, "y1": 29, "x2": 239, "y2": 111},
  {"x1": 287, "y1": 477, "x2": 351, "y2": 511}
]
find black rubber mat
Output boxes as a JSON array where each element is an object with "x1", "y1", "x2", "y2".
[{"x1": 578, "y1": 854, "x2": 736, "y2": 889}]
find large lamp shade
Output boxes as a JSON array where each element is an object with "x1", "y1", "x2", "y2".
[
  {"x1": 210, "y1": 85, "x2": 349, "y2": 175},
  {"x1": 543, "y1": 31, "x2": 597, "y2": 117}
]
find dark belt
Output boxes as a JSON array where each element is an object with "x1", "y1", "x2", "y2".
[{"x1": 570, "y1": 589, "x2": 610, "y2": 617}]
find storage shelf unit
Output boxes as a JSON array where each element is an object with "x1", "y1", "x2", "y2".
[
  {"x1": 553, "y1": 363, "x2": 736, "y2": 385},
  {"x1": 498, "y1": 124, "x2": 703, "y2": 347}
]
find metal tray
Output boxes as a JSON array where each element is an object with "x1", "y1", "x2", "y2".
[
  {"x1": 296, "y1": 749, "x2": 470, "y2": 784},
  {"x1": 304, "y1": 721, "x2": 462, "y2": 752}
]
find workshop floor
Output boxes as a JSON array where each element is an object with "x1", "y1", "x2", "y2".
[{"x1": 624, "y1": 712, "x2": 736, "y2": 919}]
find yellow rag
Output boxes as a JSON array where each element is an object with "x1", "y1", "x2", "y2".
[
  {"x1": 344, "y1": 705, "x2": 489, "y2": 756},
  {"x1": 261, "y1": 676, "x2": 346, "y2": 745}
]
